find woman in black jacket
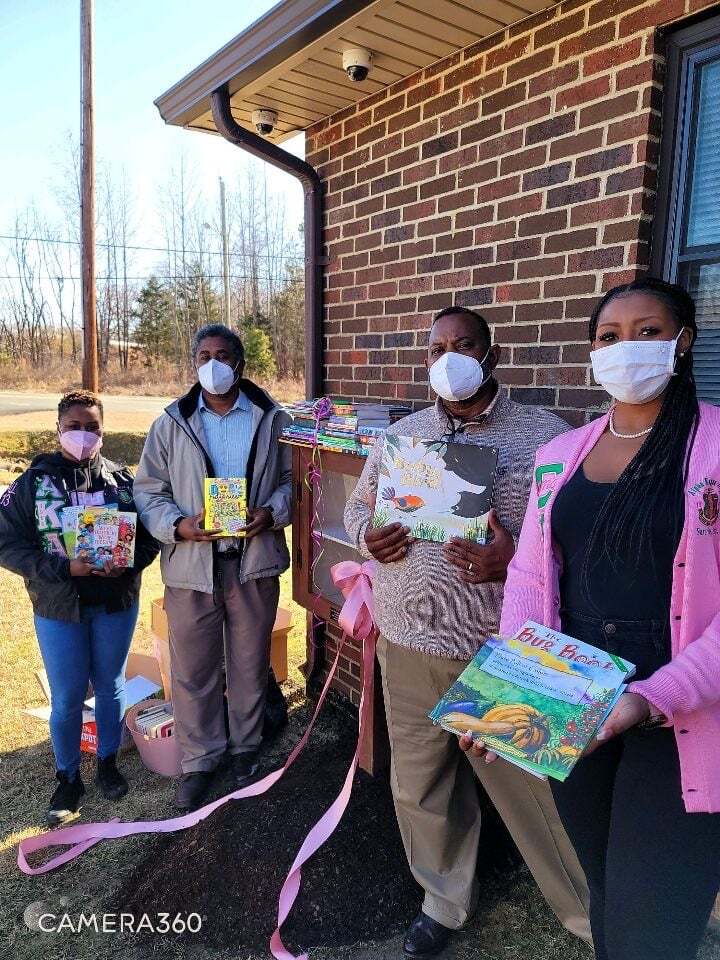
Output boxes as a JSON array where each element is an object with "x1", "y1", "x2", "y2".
[{"x1": 0, "y1": 390, "x2": 159, "y2": 824}]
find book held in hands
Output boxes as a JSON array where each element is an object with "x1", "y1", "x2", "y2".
[
  {"x1": 429, "y1": 621, "x2": 635, "y2": 781},
  {"x1": 372, "y1": 435, "x2": 498, "y2": 544},
  {"x1": 61, "y1": 504, "x2": 137, "y2": 569},
  {"x1": 204, "y1": 478, "x2": 247, "y2": 536}
]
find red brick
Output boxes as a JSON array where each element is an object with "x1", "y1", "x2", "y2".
[
  {"x1": 419, "y1": 174, "x2": 457, "y2": 199},
  {"x1": 407, "y1": 78, "x2": 441, "y2": 109},
  {"x1": 505, "y1": 96, "x2": 553, "y2": 130},
  {"x1": 497, "y1": 237, "x2": 542, "y2": 261},
  {"x1": 616, "y1": 58, "x2": 660, "y2": 90},
  {"x1": 529, "y1": 61, "x2": 580, "y2": 97},
  {"x1": 403, "y1": 119, "x2": 440, "y2": 148},
  {"x1": 454, "y1": 246, "x2": 494, "y2": 268},
  {"x1": 514, "y1": 345, "x2": 561, "y2": 364},
  {"x1": 402, "y1": 160, "x2": 438, "y2": 186},
  {"x1": 525, "y1": 112, "x2": 577, "y2": 146},
  {"x1": 516, "y1": 300, "x2": 566, "y2": 322},
  {"x1": 602, "y1": 218, "x2": 650, "y2": 243},
  {"x1": 417, "y1": 215, "x2": 451, "y2": 237},
  {"x1": 570, "y1": 195, "x2": 630, "y2": 226},
  {"x1": 619, "y1": 0, "x2": 684, "y2": 36},
  {"x1": 434, "y1": 269, "x2": 473, "y2": 290},
  {"x1": 568, "y1": 247, "x2": 625, "y2": 272},
  {"x1": 422, "y1": 131, "x2": 460, "y2": 160},
  {"x1": 557, "y1": 75, "x2": 611, "y2": 110},
  {"x1": 472, "y1": 263, "x2": 515, "y2": 284},
  {"x1": 543, "y1": 321, "x2": 594, "y2": 342},
  {"x1": 443, "y1": 57, "x2": 486, "y2": 91},
  {"x1": 438, "y1": 189, "x2": 476, "y2": 213},
  {"x1": 517, "y1": 255, "x2": 567, "y2": 278},
  {"x1": 438, "y1": 144, "x2": 479, "y2": 174},
  {"x1": 495, "y1": 281, "x2": 542, "y2": 301},
  {"x1": 536, "y1": 366, "x2": 588, "y2": 386},
  {"x1": 373, "y1": 94, "x2": 406, "y2": 123},
  {"x1": 588, "y1": 0, "x2": 645, "y2": 25},
  {"x1": 482, "y1": 82, "x2": 528, "y2": 117},
  {"x1": 459, "y1": 114, "x2": 503, "y2": 146},
  {"x1": 550, "y1": 127, "x2": 604, "y2": 160},
  {"x1": 478, "y1": 175, "x2": 521, "y2": 202},
  {"x1": 579, "y1": 91, "x2": 639, "y2": 126},
  {"x1": 371, "y1": 133, "x2": 403, "y2": 159},
  {"x1": 544, "y1": 227, "x2": 598, "y2": 253},
  {"x1": 559, "y1": 21, "x2": 617, "y2": 60},
  {"x1": 456, "y1": 205, "x2": 494, "y2": 228},
  {"x1": 545, "y1": 275, "x2": 598, "y2": 297},
  {"x1": 423, "y1": 90, "x2": 460, "y2": 120},
  {"x1": 498, "y1": 366, "x2": 534, "y2": 385},
  {"x1": 439, "y1": 103, "x2": 480, "y2": 133},
  {"x1": 562, "y1": 342, "x2": 591, "y2": 363},
  {"x1": 404, "y1": 200, "x2": 438, "y2": 223},
  {"x1": 565, "y1": 295, "x2": 604, "y2": 317},
  {"x1": 497, "y1": 192, "x2": 544, "y2": 219},
  {"x1": 500, "y1": 145, "x2": 548, "y2": 175},
  {"x1": 479, "y1": 129, "x2": 525, "y2": 162},
  {"x1": 583, "y1": 38, "x2": 643, "y2": 76},
  {"x1": 388, "y1": 106, "x2": 422, "y2": 135},
  {"x1": 576, "y1": 144, "x2": 634, "y2": 176},
  {"x1": 547, "y1": 178, "x2": 601, "y2": 207},
  {"x1": 460, "y1": 70, "x2": 504, "y2": 106},
  {"x1": 486, "y1": 36, "x2": 532, "y2": 72},
  {"x1": 606, "y1": 165, "x2": 654, "y2": 194},
  {"x1": 457, "y1": 159, "x2": 498, "y2": 187},
  {"x1": 523, "y1": 161, "x2": 571, "y2": 191},
  {"x1": 474, "y1": 221, "x2": 517, "y2": 244},
  {"x1": 494, "y1": 323, "x2": 539, "y2": 344},
  {"x1": 535, "y1": 10, "x2": 586, "y2": 47},
  {"x1": 518, "y1": 210, "x2": 568, "y2": 237}
]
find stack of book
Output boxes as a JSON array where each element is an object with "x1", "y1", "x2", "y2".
[
  {"x1": 61, "y1": 505, "x2": 137, "y2": 568},
  {"x1": 281, "y1": 398, "x2": 411, "y2": 456},
  {"x1": 134, "y1": 701, "x2": 174, "y2": 739}
]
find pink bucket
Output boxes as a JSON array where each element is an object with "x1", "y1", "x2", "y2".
[{"x1": 125, "y1": 699, "x2": 182, "y2": 778}]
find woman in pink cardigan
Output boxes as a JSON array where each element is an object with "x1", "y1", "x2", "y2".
[{"x1": 466, "y1": 278, "x2": 720, "y2": 960}]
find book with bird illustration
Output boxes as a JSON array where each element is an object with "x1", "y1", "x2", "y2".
[
  {"x1": 429, "y1": 621, "x2": 635, "y2": 781},
  {"x1": 204, "y1": 478, "x2": 247, "y2": 536},
  {"x1": 372, "y1": 435, "x2": 498, "y2": 544}
]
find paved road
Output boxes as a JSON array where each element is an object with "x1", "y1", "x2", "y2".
[{"x1": 0, "y1": 391, "x2": 172, "y2": 417}]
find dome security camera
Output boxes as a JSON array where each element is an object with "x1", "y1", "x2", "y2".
[
  {"x1": 342, "y1": 48, "x2": 373, "y2": 82},
  {"x1": 252, "y1": 109, "x2": 278, "y2": 136}
]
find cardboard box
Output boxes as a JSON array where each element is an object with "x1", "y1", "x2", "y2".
[
  {"x1": 26, "y1": 652, "x2": 163, "y2": 755},
  {"x1": 151, "y1": 597, "x2": 291, "y2": 693}
]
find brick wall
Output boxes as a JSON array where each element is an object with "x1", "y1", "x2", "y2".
[{"x1": 306, "y1": 0, "x2": 719, "y2": 425}]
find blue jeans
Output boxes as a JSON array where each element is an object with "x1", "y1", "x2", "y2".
[{"x1": 34, "y1": 603, "x2": 139, "y2": 777}]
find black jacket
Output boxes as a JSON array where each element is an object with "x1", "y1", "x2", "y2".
[{"x1": 0, "y1": 452, "x2": 159, "y2": 622}]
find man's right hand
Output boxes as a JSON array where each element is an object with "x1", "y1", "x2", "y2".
[
  {"x1": 70, "y1": 558, "x2": 95, "y2": 577},
  {"x1": 364, "y1": 522, "x2": 412, "y2": 563},
  {"x1": 175, "y1": 511, "x2": 226, "y2": 542}
]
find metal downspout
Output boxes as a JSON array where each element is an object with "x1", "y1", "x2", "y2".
[
  {"x1": 210, "y1": 83, "x2": 324, "y2": 400},
  {"x1": 210, "y1": 83, "x2": 325, "y2": 687}
]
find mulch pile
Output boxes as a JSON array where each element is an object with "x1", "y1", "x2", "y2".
[{"x1": 116, "y1": 702, "x2": 519, "y2": 954}]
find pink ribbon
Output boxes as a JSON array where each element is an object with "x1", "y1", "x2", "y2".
[
  {"x1": 17, "y1": 557, "x2": 380, "y2": 960},
  {"x1": 270, "y1": 559, "x2": 378, "y2": 960}
]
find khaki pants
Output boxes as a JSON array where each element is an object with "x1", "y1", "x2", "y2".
[
  {"x1": 377, "y1": 635, "x2": 592, "y2": 941},
  {"x1": 164, "y1": 558, "x2": 280, "y2": 774}
]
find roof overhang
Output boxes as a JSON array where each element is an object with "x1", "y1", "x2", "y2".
[{"x1": 155, "y1": 0, "x2": 555, "y2": 145}]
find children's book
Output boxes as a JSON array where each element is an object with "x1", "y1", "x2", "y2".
[
  {"x1": 60, "y1": 506, "x2": 82, "y2": 558},
  {"x1": 74, "y1": 506, "x2": 119, "y2": 567},
  {"x1": 204, "y1": 478, "x2": 248, "y2": 536},
  {"x1": 372, "y1": 435, "x2": 498, "y2": 544},
  {"x1": 429, "y1": 621, "x2": 635, "y2": 781},
  {"x1": 111, "y1": 513, "x2": 137, "y2": 568}
]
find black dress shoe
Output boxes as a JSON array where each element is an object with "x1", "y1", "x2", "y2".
[
  {"x1": 174, "y1": 770, "x2": 215, "y2": 811},
  {"x1": 403, "y1": 912, "x2": 452, "y2": 958},
  {"x1": 230, "y1": 752, "x2": 259, "y2": 787}
]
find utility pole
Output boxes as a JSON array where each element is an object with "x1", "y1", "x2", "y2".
[
  {"x1": 80, "y1": 0, "x2": 98, "y2": 391},
  {"x1": 219, "y1": 176, "x2": 231, "y2": 326}
]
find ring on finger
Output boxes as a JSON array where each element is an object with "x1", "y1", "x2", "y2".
[{"x1": 468, "y1": 562, "x2": 473, "y2": 572}]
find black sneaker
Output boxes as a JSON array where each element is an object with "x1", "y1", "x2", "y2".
[
  {"x1": 174, "y1": 770, "x2": 215, "y2": 811},
  {"x1": 95, "y1": 752, "x2": 129, "y2": 801},
  {"x1": 47, "y1": 770, "x2": 85, "y2": 826},
  {"x1": 230, "y1": 752, "x2": 259, "y2": 787}
]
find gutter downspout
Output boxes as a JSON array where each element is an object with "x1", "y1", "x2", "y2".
[
  {"x1": 210, "y1": 83, "x2": 324, "y2": 400},
  {"x1": 211, "y1": 83, "x2": 325, "y2": 688}
]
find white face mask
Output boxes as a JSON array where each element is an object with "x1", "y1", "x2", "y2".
[
  {"x1": 429, "y1": 350, "x2": 489, "y2": 402},
  {"x1": 197, "y1": 358, "x2": 239, "y2": 396},
  {"x1": 590, "y1": 331, "x2": 685, "y2": 405}
]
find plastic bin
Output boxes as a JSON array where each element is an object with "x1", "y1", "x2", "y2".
[{"x1": 125, "y1": 699, "x2": 182, "y2": 778}]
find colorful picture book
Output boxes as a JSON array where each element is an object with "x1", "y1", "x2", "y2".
[
  {"x1": 61, "y1": 504, "x2": 137, "y2": 568},
  {"x1": 429, "y1": 621, "x2": 635, "y2": 781},
  {"x1": 372, "y1": 435, "x2": 498, "y2": 544},
  {"x1": 204, "y1": 478, "x2": 247, "y2": 536}
]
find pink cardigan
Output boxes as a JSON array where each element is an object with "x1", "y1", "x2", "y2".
[{"x1": 499, "y1": 401, "x2": 720, "y2": 813}]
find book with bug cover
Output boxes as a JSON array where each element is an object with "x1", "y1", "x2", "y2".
[
  {"x1": 429, "y1": 621, "x2": 635, "y2": 781},
  {"x1": 204, "y1": 478, "x2": 247, "y2": 536},
  {"x1": 371, "y1": 435, "x2": 498, "y2": 544}
]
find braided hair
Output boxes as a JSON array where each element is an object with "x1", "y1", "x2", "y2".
[{"x1": 580, "y1": 277, "x2": 699, "y2": 604}]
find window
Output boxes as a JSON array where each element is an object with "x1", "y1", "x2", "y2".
[{"x1": 654, "y1": 15, "x2": 720, "y2": 403}]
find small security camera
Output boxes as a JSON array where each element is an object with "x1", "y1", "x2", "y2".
[
  {"x1": 342, "y1": 47, "x2": 373, "y2": 82},
  {"x1": 252, "y1": 109, "x2": 277, "y2": 136}
]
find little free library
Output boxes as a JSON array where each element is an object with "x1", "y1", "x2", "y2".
[{"x1": 155, "y1": 0, "x2": 720, "y2": 769}]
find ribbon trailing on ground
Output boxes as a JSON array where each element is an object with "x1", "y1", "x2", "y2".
[
  {"x1": 17, "y1": 549, "x2": 379, "y2": 960},
  {"x1": 271, "y1": 559, "x2": 378, "y2": 959}
]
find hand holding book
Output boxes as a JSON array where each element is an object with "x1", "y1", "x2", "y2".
[{"x1": 441, "y1": 509, "x2": 514, "y2": 584}]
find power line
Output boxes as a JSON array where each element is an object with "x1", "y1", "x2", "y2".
[{"x1": 0, "y1": 233, "x2": 304, "y2": 261}]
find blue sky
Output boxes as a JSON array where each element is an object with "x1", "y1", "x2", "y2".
[{"x1": 0, "y1": 0, "x2": 304, "y2": 244}]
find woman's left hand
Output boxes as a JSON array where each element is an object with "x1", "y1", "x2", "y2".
[
  {"x1": 583, "y1": 692, "x2": 651, "y2": 755},
  {"x1": 91, "y1": 560, "x2": 125, "y2": 578},
  {"x1": 458, "y1": 730, "x2": 499, "y2": 763}
]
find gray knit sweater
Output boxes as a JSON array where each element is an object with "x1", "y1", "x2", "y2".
[{"x1": 343, "y1": 387, "x2": 568, "y2": 660}]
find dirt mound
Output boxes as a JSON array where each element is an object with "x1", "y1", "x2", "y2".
[{"x1": 116, "y1": 703, "x2": 520, "y2": 955}]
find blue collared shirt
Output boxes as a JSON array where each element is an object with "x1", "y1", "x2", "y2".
[{"x1": 197, "y1": 389, "x2": 254, "y2": 480}]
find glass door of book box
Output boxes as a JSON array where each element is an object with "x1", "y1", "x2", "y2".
[{"x1": 290, "y1": 445, "x2": 365, "y2": 620}]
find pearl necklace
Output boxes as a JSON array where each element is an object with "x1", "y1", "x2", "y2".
[{"x1": 608, "y1": 409, "x2": 654, "y2": 439}]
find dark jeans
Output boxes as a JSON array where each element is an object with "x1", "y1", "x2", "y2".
[{"x1": 551, "y1": 611, "x2": 720, "y2": 960}]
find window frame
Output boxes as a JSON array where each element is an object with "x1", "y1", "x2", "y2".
[{"x1": 652, "y1": 12, "x2": 720, "y2": 279}]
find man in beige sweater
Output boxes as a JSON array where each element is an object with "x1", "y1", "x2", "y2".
[{"x1": 344, "y1": 306, "x2": 590, "y2": 959}]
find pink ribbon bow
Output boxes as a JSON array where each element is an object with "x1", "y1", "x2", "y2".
[{"x1": 331, "y1": 559, "x2": 378, "y2": 642}]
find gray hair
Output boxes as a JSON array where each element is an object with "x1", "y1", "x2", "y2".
[{"x1": 191, "y1": 324, "x2": 244, "y2": 363}]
